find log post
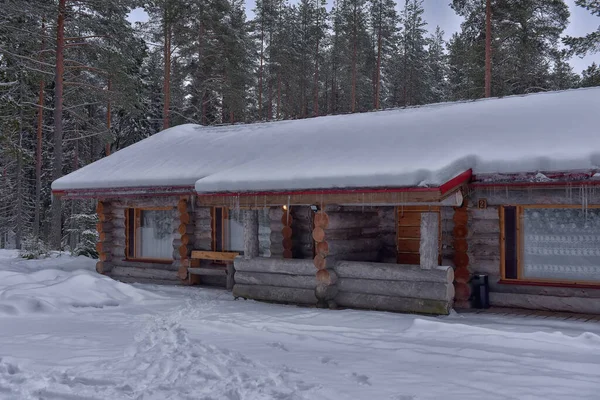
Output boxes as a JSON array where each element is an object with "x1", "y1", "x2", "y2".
[
  {"x1": 312, "y1": 210, "x2": 337, "y2": 308},
  {"x1": 282, "y1": 207, "x2": 293, "y2": 258},
  {"x1": 453, "y1": 205, "x2": 471, "y2": 308},
  {"x1": 176, "y1": 197, "x2": 195, "y2": 282},
  {"x1": 95, "y1": 201, "x2": 113, "y2": 275},
  {"x1": 419, "y1": 212, "x2": 439, "y2": 270},
  {"x1": 243, "y1": 209, "x2": 259, "y2": 259}
]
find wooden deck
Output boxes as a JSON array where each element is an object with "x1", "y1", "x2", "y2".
[{"x1": 456, "y1": 307, "x2": 600, "y2": 323}]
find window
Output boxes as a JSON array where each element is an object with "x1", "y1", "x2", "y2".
[
  {"x1": 126, "y1": 208, "x2": 173, "y2": 261},
  {"x1": 212, "y1": 207, "x2": 244, "y2": 253},
  {"x1": 501, "y1": 205, "x2": 600, "y2": 284}
]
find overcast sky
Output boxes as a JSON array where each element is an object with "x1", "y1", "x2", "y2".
[{"x1": 128, "y1": 0, "x2": 599, "y2": 73}]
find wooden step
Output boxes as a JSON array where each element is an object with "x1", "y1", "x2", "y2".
[{"x1": 187, "y1": 267, "x2": 227, "y2": 277}]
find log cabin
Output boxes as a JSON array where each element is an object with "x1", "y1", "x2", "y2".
[{"x1": 52, "y1": 87, "x2": 600, "y2": 315}]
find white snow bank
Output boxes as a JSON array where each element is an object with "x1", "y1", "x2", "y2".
[
  {"x1": 52, "y1": 87, "x2": 600, "y2": 194},
  {"x1": 0, "y1": 251, "x2": 161, "y2": 315}
]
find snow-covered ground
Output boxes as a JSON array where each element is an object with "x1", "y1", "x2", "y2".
[{"x1": 1, "y1": 250, "x2": 599, "y2": 399}]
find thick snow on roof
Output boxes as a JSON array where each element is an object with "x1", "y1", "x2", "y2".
[{"x1": 52, "y1": 87, "x2": 600, "y2": 193}]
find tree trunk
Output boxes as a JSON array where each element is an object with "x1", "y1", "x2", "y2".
[
  {"x1": 106, "y1": 78, "x2": 111, "y2": 155},
  {"x1": 485, "y1": 0, "x2": 492, "y2": 98},
  {"x1": 313, "y1": 7, "x2": 320, "y2": 117},
  {"x1": 51, "y1": 0, "x2": 66, "y2": 250},
  {"x1": 375, "y1": 8, "x2": 382, "y2": 110},
  {"x1": 34, "y1": 21, "x2": 45, "y2": 238},
  {"x1": 162, "y1": 17, "x2": 172, "y2": 130},
  {"x1": 258, "y1": 21, "x2": 264, "y2": 120},
  {"x1": 351, "y1": 2, "x2": 358, "y2": 113}
]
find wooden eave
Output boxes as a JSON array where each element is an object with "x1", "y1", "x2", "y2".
[
  {"x1": 195, "y1": 170, "x2": 472, "y2": 207},
  {"x1": 471, "y1": 170, "x2": 600, "y2": 189},
  {"x1": 52, "y1": 185, "x2": 195, "y2": 200}
]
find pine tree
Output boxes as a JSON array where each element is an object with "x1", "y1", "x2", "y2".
[
  {"x1": 564, "y1": 0, "x2": 600, "y2": 55},
  {"x1": 369, "y1": 0, "x2": 399, "y2": 109},
  {"x1": 426, "y1": 26, "x2": 449, "y2": 103},
  {"x1": 581, "y1": 62, "x2": 600, "y2": 87}
]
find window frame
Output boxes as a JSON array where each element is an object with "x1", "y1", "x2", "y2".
[
  {"x1": 500, "y1": 204, "x2": 600, "y2": 287},
  {"x1": 125, "y1": 206, "x2": 174, "y2": 263},
  {"x1": 211, "y1": 206, "x2": 245, "y2": 255}
]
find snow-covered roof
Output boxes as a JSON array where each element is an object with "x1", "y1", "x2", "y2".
[{"x1": 52, "y1": 87, "x2": 600, "y2": 195}]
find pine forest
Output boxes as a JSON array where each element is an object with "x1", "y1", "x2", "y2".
[{"x1": 1, "y1": 0, "x2": 599, "y2": 253}]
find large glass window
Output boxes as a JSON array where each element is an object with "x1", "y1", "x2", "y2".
[
  {"x1": 502, "y1": 206, "x2": 600, "y2": 283},
  {"x1": 127, "y1": 208, "x2": 173, "y2": 260}
]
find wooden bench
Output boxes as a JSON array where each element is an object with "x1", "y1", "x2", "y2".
[{"x1": 189, "y1": 251, "x2": 239, "y2": 290}]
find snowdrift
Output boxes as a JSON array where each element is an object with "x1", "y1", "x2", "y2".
[{"x1": 0, "y1": 268, "x2": 161, "y2": 316}]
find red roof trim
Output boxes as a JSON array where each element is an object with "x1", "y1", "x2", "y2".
[{"x1": 439, "y1": 169, "x2": 472, "y2": 195}]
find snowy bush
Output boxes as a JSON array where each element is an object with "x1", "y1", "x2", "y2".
[
  {"x1": 19, "y1": 234, "x2": 50, "y2": 260},
  {"x1": 67, "y1": 212, "x2": 99, "y2": 259},
  {"x1": 73, "y1": 229, "x2": 99, "y2": 259}
]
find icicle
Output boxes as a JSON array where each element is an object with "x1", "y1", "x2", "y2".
[{"x1": 286, "y1": 195, "x2": 291, "y2": 218}]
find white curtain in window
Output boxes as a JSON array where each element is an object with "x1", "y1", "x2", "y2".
[
  {"x1": 523, "y1": 208, "x2": 600, "y2": 281},
  {"x1": 228, "y1": 211, "x2": 244, "y2": 253},
  {"x1": 136, "y1": 210, "x2": 173, "y2": 259}
]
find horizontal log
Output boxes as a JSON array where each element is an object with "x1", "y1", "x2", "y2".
[
  {"x1": 110, "y1": 266, "x2": 179, "y2": 281},
  {"x1": 194, "y1": 239, "x2": 212, "y2": 251},
  {"x1": 469, "y1": 207, "x2": 500, "y2": 220},
  {"x1": 234, "y1": 257, "x2": 315, "y2": 276},
  {"x1": 188, "y1": 267, "x2": 228, "y2": 277},
  {"x1": 489, "y1": 280, "x2": 600, "y2": 298},
  {"x1": 469, "y1": 244, "x2": 499, "y2": 259},
  {"x1": 335, "y1": 261, "x2": 453, "y2": 283},
  {"x1": 194, "y1": 207, "x2": 212, "y2": 220},
  {"x1": 270, "y1": 222, "x2": 284, "y2": 232},
  {"x1": 336, "y1": 292, "x2": 451, "y2": 315},
  {"x1": 196, "y1": 217, "x2": 212, "y2": 227},
  {"x1": 113, "y1": 276, "x2": 182, "y2": 286},
  {"x1": 177, "y1": 199, "x2": 189, "y2": 214},
  {"x1": 268, "y1": 207, "x2": 284, "y2": 220},
  {"x1": 233, "y1": 284, "x2": 317, "y2": 305},
  {"x1": 338, "y1": 278, "x2": 454, "y2": 302},
  {"x1": 180, "y1": 212, "x2": 191, "y2": 225},
  {"x1": 178, "y1": 223, "x2": 195, "y2": 235},
  {"x1": 192, "y1": 250, "x2": 238, "y2": 261},
  {"x1": 316, "y1": 269, "x2": 337, "y2": 285},
  {"x1": 99, "y1": 252, "x2": 111, "y2": 262},
  {"x1": 380, "y1": 233, "x2": 396, "y2": 248},
  {"x1": 99, "y1": 232, "x2": 112, "y2": 242},
  {"x1": 235, "y1": 271, "x2": 315, "y2": 289},
  {"x1": 468, "y1": 233, "x2": 499, "y2": 248},
  {"x1": 194, "y1": 230, "x2": 212, "y2": 241},
  {"x1": 316, "y1": 284, "x2": 338, "y2": 301},
  {"x1": 95, "y1": 261, "x2": 112, "y2": 274},
  {"x1": 468, "y1": 219, "x2": 500, "y2": 234},
  {"x1": 489, "y1": 292, "x2": 600, "y2": 314},
  {"x1": 110, "y1": 259, "x2": 179, "y2": 271},
  {"x1": 326, "y1": 212, "x2": 379, "y2": 230},
  {"x1": 321, "y1": 238, "x2": 381, "y2": 257},
  {"x1": 470, "y1": 257, "x2": 500, "y2": 275},
  {"x1": 96, "y1": 222, "x2": 111, "y2": 233},
  {"x1": 112, "y1": 198, "x2": 178, "y2": 208}
]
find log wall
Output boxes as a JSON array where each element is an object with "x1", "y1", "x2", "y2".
[
  {"x1": 468, "y1": 188, "x2": 600, "y2": 314},
  {"x1": 334, "y1": 261, "x2": 454, "y2": 314},
  {"x1": 233, "y1": 257, "x2": 318, "y2": 305},
  {"x1": 232, "y1": 257, "x2": 455, "y2": 314}
]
